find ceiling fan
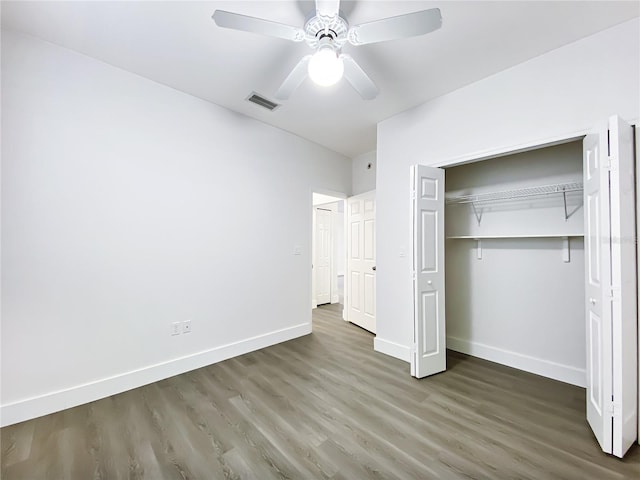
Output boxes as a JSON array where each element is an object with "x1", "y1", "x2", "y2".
[{"x1": 212, "y1": 0, "x2": 442, "y2": 100}]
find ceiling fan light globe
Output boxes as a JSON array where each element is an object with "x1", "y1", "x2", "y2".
[{"x1": 308, "y1": 47, "x2": 344, "y2": 86}]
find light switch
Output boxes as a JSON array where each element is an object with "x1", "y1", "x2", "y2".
[{"x1": 171, "y1": 322, "x2": 181, "y2": 336}]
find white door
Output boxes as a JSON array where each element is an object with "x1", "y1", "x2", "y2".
[
  {"x1": 584, "y1": 115, "x2": 637, "y2": 458},
  {"x1": 411, "y1": 165, "x2": 446, "y2": 379},
  {"x1": 347, "y1": 191, "x2": 376, "y2": 333},
  {"x1": 315, "y1": 207, "x2": 332, "y2": 306}
]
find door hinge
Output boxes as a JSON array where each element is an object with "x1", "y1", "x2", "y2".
[
  {"x1": 609, "y1": 286, "x2": 621, "y2": 300},
  {"x1": 412, "y1": 270, "x2": 417, "y2": 280},
  {"x1": 606, "y1": 156, "x2": 617, "y2": 171},
  {"x1": 411, "y1": 189, "x2": 417, "y2": 200},
  {"x1": 608, "y1": 401, "x2": 620, "y2": 417}
]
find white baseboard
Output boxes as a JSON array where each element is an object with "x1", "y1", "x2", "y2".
[
  {"x1": 0, "y1": 323, "x2": 311, "y2": 427},
  {"x1": 446, "y1": 336, "x2": 586, "y2": 387},
  {"x1": 374, "y1": 337, "x2": 411, "y2": 363}
]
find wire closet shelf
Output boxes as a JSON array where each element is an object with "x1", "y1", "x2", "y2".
[{"x1": 445, "y1": 181, "x2": 583, "y2": 205}]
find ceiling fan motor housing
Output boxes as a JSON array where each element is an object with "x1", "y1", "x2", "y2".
[{"x1": 304, "y1": 14, "x2": 349, "y2": 49}]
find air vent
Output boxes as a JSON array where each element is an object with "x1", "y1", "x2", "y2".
[{"x1": 246, "y1": 92, "x2": 280, "y2": 111}]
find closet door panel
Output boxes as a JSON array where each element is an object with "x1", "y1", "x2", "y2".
[
  {"x1": 608, "y1": 116, "x2": 637, "y2": 458},
  {"x1": 583, "y1": 115, "x2": 637, "y2": 458},
  {"x1": 583, "y1": 126, "x2": 613, "y2": 454},
  {"x1": 412, "y1": 165, "x2": 445, "y2": 378}
]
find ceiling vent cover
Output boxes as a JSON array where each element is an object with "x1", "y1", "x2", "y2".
[{"x1": 246, "y1": 92, "x2": 280, "y2": 111}]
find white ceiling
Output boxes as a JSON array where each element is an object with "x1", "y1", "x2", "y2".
[{"x1": 2, "y1": 1, "x2": 638, "y2": 158}]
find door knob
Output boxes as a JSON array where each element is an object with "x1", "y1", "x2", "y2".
[
  {"x1": 428, "y1": 280, "x2": 432, "y2": 285},
  {"x1": 589, "y1": 298, "x2": 596, "y2": 305},
  {"x1": 372, "y1": 266, "x2": 376, "y2": 271}
]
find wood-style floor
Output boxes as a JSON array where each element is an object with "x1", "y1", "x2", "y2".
[{"x1": 2, "y1": 304, "x2": 640, "y2": 479}]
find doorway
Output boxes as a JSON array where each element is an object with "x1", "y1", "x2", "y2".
[
  {"x1": 311, "y1": 190, "x2": 378, "y2": 338},
  {"x1": 312, "y1": 192, "x2": 346, "y2": 315},
  {"x1": 411, "y1": 116, "x2": 638, "y2": 458}
]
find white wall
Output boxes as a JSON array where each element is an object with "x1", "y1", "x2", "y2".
[
  {"x1": 375, "y1": 18, "x2": 640, "y2": 363},
  {"x1": 352, "y1": 150, "x2": 376, "y2": 195},
  {"x1": 445, "y1": 142, "x2": 586, "y2": 386},
  {"x1": 0, "y1": 30, "x2": 351, "y2": 426},
  {"x1": 446, "y1": 142, "x2": 584, "y2": 238}
]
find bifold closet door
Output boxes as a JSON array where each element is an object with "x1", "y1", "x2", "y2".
[
  {"x1": 411, "y1": 165, "x2": 446, "y2": 378},
  {"x1": 584, "y1": 115, "x2": 637, "y2": 458},
  {"x1": 315, "y1": 207, "x2": 332, "y2": 306}
]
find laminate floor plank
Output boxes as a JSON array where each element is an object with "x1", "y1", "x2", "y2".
[
  {"x1": 3, "y1": 304, "x2": 640, "y2": 479},
  {"x1": 0, "y1": 419, "x2": 33, "y2": 468}
]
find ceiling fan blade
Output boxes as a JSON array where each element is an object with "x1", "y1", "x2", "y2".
[
  {"x1": 212, "y1": 10, "x2": 305, "y2": 42},
  {"x1": 348, "y1": 8, "x2": 442, "y2": 45},
  {"x1": 341, "y1": 54, "x2": 378, "y2": 100},
  {"x1": 275, "y1": 55, "x2": 312, "y2": 100},
  {"x1": 315, "y1": 0, "x2": 340, "y2": 18}
]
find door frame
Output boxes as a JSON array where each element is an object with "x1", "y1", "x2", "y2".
[
  {"x1": 413, "y1": 122, "x2": 640, "y2": 451},
  {"x1": 414, "y1": 132, "x2": 589, "y2": 365},
  {"x1": 310, "y1": 188, "x2": 347, "y2": 316},
  {"x1": 636, "y1": 123, "x2": 640, "y2": 444},
  {"x1": 314, "y1": 206, "x2": 333, "y2": 307}
]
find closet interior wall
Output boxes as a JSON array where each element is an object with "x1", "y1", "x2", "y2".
[{"x1": 444, "y1": 140, "x2": 586, "y2": 386}]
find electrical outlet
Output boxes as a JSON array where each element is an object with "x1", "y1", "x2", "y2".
[
  {"x1": 183, "y1": 319, "x2": 192, "y2": 334},
  {"x1": 171, "y1": 322, "x2": 181, "y2": 336}
]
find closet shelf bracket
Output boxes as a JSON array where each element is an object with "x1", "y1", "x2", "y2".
[
  {"x1": 471, "y1": 203, "x2": 482, "y2": 225},
  {"x1": 562, "y1": 236, "x2": 570, "y2": 263}
]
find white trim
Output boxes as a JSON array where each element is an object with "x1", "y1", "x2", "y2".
[
  {"x1": 446, "y1": 336, "x2": 586, "y2": 387},
  {"x1": 432, "y1": 130, "x2": 588, "y2": 168},
  {"x1": 446, "y1": 234, "x2": 584, "y2": 239},
  {"x1": 374, "y1": 337, "x2": 411, "y2": 362},
  {"x1": 635, "y1": 122, "x2": 640, "y2": 445},
  {"x1": 310, "y1": 188, "x2": 348, "y2": 322},
  {"x1": 329, "y1": 206, "x2": 337, "y2": 306},
  {"x1": 0, "y1": 323, "x2": 311, "y2": 427},
  {"x1": 410, "y1": 165, "x2": 417, "y2": 376}
]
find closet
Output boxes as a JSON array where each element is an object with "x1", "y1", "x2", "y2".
[
  {"x1": 444, "y1": 141, "x2": 586, "y2": 388},
  {"x1": 410, "y1": 116, "x2": 637, "y2": 458}
]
